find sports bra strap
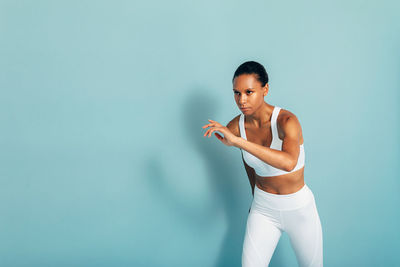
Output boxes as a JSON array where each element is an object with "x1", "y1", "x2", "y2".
[
  {"x1": 239, "y1": 106, "x2": 281, "y2": 142},
  {"x1": 239, "y1": 114, "x2": 246, "y2": 139},
  {"x1": 271, "y1": 107, "x2": 281, "y2": 143}
]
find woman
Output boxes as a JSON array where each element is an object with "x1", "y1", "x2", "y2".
[{"x1": 202, "y1": 61, "x2": 323, "y2": 267}]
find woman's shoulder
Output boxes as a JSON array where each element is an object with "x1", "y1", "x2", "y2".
[
  {"x1": 226, "y1": 114, "x2": 241, "y2": 137},
  {"x1": 277, "y1": 107, "x2": 301, "y2": 125},
  {"x1": 276, "y1": 107, "x2": 303, "y2": 137}
]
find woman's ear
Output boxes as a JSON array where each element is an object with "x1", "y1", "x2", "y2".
[{"x1": 263, "y1": 83, "x2": 269, "y2": 96}]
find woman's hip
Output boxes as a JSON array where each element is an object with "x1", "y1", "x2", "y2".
[{"x1": 251, "y1": 183, "x2": 315, "y2": 212}]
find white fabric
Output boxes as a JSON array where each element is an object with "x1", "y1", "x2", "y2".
[
  {"x1": 242, "y1": 184, "x2": 323, "y2": 267},
  {"x1": 239, "y1": 106, "x2": 305, "y2": 177}
]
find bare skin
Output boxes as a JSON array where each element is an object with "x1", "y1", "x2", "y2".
[{"x1": 202, "y1": 74, "x2": 305, "y2": 195}]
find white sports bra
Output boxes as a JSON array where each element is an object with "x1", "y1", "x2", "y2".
[{"x1": 239, "y1": 106, "x2": 305, "y2": 177}]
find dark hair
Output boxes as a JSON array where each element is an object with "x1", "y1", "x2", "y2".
[{"x1": 232, "y1": 61, "x2": 269, "y2": 87}]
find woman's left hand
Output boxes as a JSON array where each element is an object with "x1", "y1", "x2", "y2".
[{"x1": 202, "y1": 119, "x2": 238, "y2": 147}]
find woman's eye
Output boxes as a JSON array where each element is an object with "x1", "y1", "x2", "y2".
[{"x1": 234, "y1": 91, "x2": 252, "y2": 95}]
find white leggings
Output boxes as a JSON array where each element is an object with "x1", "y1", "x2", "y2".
[{"x1": 242, "y1": 183, "x2": 323, "y2": 267}]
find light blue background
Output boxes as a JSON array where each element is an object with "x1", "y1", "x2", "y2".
[{"x1": 1, "y1": 0, "x2": 399, "y2": 266}]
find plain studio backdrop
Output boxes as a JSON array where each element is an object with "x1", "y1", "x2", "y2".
[{"x1": 1, "y1": 0, "x2": 399, "y2": 266}]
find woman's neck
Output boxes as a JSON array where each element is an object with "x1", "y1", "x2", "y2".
[{"x1": 246, "y1": 102, "x2": 274, "y2": 127}]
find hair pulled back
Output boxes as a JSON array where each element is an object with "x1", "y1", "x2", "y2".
[{"x1": 232, "y1": 61, "x2": 269, "y2": 87}]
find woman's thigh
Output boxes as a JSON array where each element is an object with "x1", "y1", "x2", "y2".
[
  {"x1": 242, "y1": 210, "x2": 283, "y2": 267},
  {"x1": 282, "y1": 198, "x2": 323, "y2": 267}
]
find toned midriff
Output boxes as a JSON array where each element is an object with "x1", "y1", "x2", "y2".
[{"x1": 255, "y1": 166, "x2": 305, "y2": 194}]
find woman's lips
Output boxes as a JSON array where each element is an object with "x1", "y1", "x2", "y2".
[{"x1": 241, "y1": 107, "x2": 250, "y2": 111}]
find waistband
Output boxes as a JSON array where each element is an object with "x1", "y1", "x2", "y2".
[{"x1": 252, "y1": 183, "x2": 314, "y2": 211}]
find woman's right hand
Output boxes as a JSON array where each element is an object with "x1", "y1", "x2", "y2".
[{"x1": 202, "y1": 119, "x2": 239, "y2": 147}]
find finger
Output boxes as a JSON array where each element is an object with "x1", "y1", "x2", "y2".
[
  {"x1": 209, "y1": 120, "x2": 222, "y2": 127},
  {"x1": 204, "y1": 127, "x2": 214, "y2": 137},
  {"x1": 202, "y1": 123, "x2": 213, "y2": 129},
  {"x1": 209, "y1": 120, "x2": 220, "y2": 125},
  {"x1": 208, "y1": 127, "x2": 219, "y2": 137}
]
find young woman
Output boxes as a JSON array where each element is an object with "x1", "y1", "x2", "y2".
[{"x1": 202, "y1": 61, "x2": 323, "y2": 267}]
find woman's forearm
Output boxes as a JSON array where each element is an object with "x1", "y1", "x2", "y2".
[{"x1": 234, "y1": 136, "x2": 294, "y2": 172}]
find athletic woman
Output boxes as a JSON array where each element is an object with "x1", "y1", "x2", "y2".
[{"x1": 202, "y1": 61, "x2": 323, "y2": 267}]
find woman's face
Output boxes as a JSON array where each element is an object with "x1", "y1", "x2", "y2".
[{"x1": 233, "y1": 74, "x2": 268, "y2": 114}]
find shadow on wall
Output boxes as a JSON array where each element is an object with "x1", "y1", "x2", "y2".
[{"x1": 143, "y1": 87, "x2": 287, "y2": 267}]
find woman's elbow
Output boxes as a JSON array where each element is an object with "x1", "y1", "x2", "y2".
[{"x1": 285, "y1": 159, "x2": 298, "y2": 172}]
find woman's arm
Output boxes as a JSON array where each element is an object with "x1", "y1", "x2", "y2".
[
  {"x1": 225, "y1": 116, "x2": 256, "y2": 198},
  {"x1": 242, "y1": 152, "x2": 256, "y2": 196},
  {"x1": 233, "y1": 113, "x2": 303, "y2": 172}
]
